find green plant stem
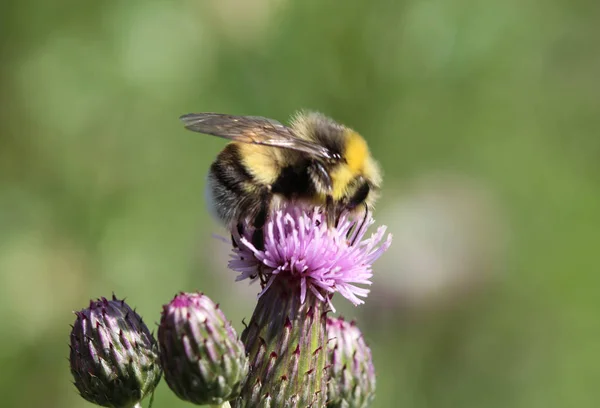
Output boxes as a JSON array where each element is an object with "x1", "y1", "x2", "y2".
[{"x1": 235, "y1": 277, "x2": 328, "y2": 407}]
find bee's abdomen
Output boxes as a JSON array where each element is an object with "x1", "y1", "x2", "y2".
[{"x1": 208, "y1": 144, "x2": 265, "y2": 226}]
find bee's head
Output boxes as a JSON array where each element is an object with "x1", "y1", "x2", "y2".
[
  {"x1": 345, "y1": 175, "x2": 376, "y2": 210},
  {"x1": 330, "y1": 130, "x2": 382, "y2": 211},
  {"x1": 297, "y1": 111, "x2": 382, "y2": 212}
]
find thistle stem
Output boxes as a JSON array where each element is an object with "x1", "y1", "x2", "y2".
[{"x1": 236, "y1": 277, "x2": 328, "y2": 407}]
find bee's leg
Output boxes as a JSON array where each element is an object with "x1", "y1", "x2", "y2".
[
  {"x1": 349, "y1": 203, "x2": 369, "y2": 246},
  {"x1": 251, "y1": 228, "x2": 265, "y2": 251},
  {"x1": 251, "y1": 191, "x2": 271, "y2": 250},
  {"x1": 257, "y1": 264, "x2": 267, "y2": 286},
  {"x1": 335, "y1": 206, "x2": 344, "y2": 227},
  {"x1": 250, "y1": 192, "x2": 272, "y2": 287},
  {"x1": 325, "y1": 195, "x2": 337, "y2": 227},
  {"x1": 230, "y1": 222, "x2": 244, "y2": 249}
]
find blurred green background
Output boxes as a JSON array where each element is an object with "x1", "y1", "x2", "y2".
[{"x1": 1, "y1": 0, "x2": 599, "y2": 407}]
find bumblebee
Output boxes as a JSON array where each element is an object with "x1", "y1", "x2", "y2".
[{"x1": 180, "y1": 111, "x2": 382, "y2": 248}]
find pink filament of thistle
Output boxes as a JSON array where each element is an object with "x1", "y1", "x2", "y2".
[{"x1": 229, "y1": 206, "x2": 392, "y2": 311}]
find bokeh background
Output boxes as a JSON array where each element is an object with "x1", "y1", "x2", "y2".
[{"x1": 1, "y1": 0, "x2": 599, "y2": 407}]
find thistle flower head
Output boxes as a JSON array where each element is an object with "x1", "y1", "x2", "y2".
[
  {"x1": 229, "y1": 205, "x2": 392, "y2": 309},
  {"x1": 158, "y1": 292, "x2": 248, "y2": 405},
  {"x1": 326, "y1": 316, "x2": 376, "y2": 408},
  {"x1": 69, "y1": 295, "x2": 161, "y2": 408}
]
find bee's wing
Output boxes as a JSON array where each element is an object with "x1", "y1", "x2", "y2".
[{"x1": 180, "y1": 113, "x2": 336, "y2": 159}]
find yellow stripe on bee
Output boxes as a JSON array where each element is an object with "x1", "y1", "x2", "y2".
[
  {"x1": 345, "y1": 131, "x2": 368, "y2": 173},
  {"x1": 239, "y1": 143, "x2": 280, "y2": 185},
  {"x1": 331, "y1": 130, "x2": 368, "y2": 199}
]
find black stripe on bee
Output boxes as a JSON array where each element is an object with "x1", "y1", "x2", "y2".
[
  {"x1": 210, "y1": 144, "x2": 254, "y2": 195},
  {"x1": 209, "y1": 143, "x2": 266, "y2": 226},
  {"x1": 271, "y1": 161, "x2": 318, "y2": 199}
]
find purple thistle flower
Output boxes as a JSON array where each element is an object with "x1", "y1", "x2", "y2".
[
  {"x1": 227, "y1": 204, "x2": 391, "y2": 406},
  {"x1": 229, "y1": 205, "x2": 392, "y2": 310}
]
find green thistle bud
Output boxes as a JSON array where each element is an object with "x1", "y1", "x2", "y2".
[
  {"x1": 158, "y1": 292, "x2": 249, "y2": 405},
  {"x1": 69, "y1": 295, "x2": 162, "y2": 408},
  {"x1": 233, "y1": 277, "x2": 328, "y2": 408},
  {"x1": 326, "y1": 317, "x2": 375, "y2": 408}
]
